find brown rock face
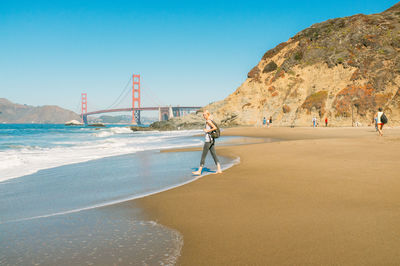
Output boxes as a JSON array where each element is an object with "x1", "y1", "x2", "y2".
[{"x1": 206, "y1": 2, "x2": 400, "y2": 127}]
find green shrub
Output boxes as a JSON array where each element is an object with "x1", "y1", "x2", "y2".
[
  {"x1": 294, "y1": 51, "x2": 303, "y2": 61},
  {"x1": 263, "y1": 61, "x2": 278, "y2": 73}
]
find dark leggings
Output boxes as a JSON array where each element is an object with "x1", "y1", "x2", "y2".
[{"x1": 200, "y1": 141, "x2": 219, "y2": 167}]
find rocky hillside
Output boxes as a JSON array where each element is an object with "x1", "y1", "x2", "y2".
[
  {"x1": 206, "y1": 2, "x2": 400, "y2": 127},
  {"x1": 0, "y1": 98, "x2": 81, "y2": 123}
]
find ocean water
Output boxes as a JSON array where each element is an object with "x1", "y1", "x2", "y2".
[
  {"x1": 0, "y1": 124, "x2": 238, "y2": 265},
  {"x1": 0, "y1": 124, "x2": 209, "y2": 182}
]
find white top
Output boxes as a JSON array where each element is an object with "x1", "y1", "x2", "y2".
[
  {"x1": 205, "y1": 121, "x2": 212, "y2": 142},
  {"x1": 377, "y1": 111, "x2": 383, "y2": 123}
]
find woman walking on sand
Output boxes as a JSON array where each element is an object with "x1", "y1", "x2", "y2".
[
  {"x1": 375, "y1": 107, "x2": 384, "y2": 136},
  {"x1": 192, "y1": 110, "x2": 222, "y2": 175}
]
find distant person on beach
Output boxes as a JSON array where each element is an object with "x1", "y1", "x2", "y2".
[
  {"x1": 325, "y1": 117, "x2": 328, "y2": 127},
  {"x1": 312, "y1": 117, "x2": 317, "y2": 127},
  {"x1": 192, "y1": 110, "x2": 222, "y2": 175},
  {"x1": 375, "y1": 107, "x2": 385, "y2": 136},
  {"x1": 263, "y1": 117, "x2": 266, "y2": 127},
  {"x1": 269, "y1": 116, "x2": 272, "y2": 127}
]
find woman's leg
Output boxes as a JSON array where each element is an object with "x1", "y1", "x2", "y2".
[
  {"x1": 209, "y1": 143, "x2": 219, "y2": 165},
  {"x1": 209, "y1": 142, "x2": 222, "y2": 174},
  {"x1": 200, "y1": 142, "x2": 211, "y2": 167},
  {"x1": 192, "y1": 142, "x2": 211, "y2": 175},
  {"x1": 378, "y1": 124, "x2": 383, "y2": 136}
]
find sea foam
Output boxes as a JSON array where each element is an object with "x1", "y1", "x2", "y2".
[{"x1": 0, "y1": 127, "x2": 203, "y2": 182}]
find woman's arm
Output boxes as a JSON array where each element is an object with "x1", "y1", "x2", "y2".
[{"x1": 204, "y1": 119, "x2": 217, "y2": 133}]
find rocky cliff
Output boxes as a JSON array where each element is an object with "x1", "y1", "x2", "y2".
[
  {"x1": 206, "y1": 2, "x2": 400, "y2": 127},
  {"x1": 0, "y1": 98, "x2": 81, "y2": 123}
]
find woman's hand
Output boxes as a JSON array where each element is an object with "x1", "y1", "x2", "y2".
[{"x1": 203, "y1": 128, "x2": 208, "y2": 133}]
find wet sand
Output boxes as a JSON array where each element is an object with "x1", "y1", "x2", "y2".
[{"x1": 135, "y1": 127, "x2": 400, "y2": 265}]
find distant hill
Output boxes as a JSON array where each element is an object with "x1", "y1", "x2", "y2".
[
  {"x1": 206, "y1": 2, "x2": 400, "y2": 126},
  {"x1": 91, "y1": 115, "x2": 132, "y2": 124},
  {"x1": 0, "y1": 98, "x2": 81, "y2": 123},
  {"x1": 91, "y1": 115, "x2": 158, "y2": 124}
]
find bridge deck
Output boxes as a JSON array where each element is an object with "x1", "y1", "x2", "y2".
[{"x1": 84, "y1": 106, "x2": 201, "y2": 116}]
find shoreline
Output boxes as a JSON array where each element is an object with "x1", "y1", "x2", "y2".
[
  {"x1": 1, "y1": 142, "x2": 240, "y2": 265},
  {"x1": 1, "y1": 148, "x2": 239, "y2": 225},
  {"x1": 133, "y1": 126, "x2": 400, "y2": 265}
]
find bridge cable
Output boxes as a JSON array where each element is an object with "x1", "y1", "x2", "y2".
[
  {"x1": 140, "y1": 78, "x2": 165, "y2": 107},
  {"x1": 104, "y1": 76, "x2": 133, "y2": 110},
  {"x1": 141, "y1": 87, "x2": 162, "y2": 107},
  {"x1": 74, "y1": 99, "x2": 81, "y2": 114},
  {"x1": 112, "y1": 85, "x2": 134, "y2": 109}
]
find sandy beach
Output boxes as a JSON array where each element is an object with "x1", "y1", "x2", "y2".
[{"x1": 134, "y1": 126, "x2": 400, "y2": 265}]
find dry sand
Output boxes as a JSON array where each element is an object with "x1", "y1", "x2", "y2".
[{"x1": 135, "y1": 126, "x2": 400, "y2": 265}]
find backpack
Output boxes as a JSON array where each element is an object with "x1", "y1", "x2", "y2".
[
  {"x1": 209, "y1": 120, "x2": 221, "y2": 139},
  {"x1": 381, "y1": 113, "x2": 388, "y2": 124}
]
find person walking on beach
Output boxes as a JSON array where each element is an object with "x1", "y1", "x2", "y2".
[
  {"x1": 325, "y1": 117, "x2": 328, "y2": 127},
  {"x1": 269, "y1": 116, "x2": 272, "y2": 127},
  {"x1": 375, "y1": 107, "x2": 385, "y2": 136},
  {"x1": 312, "y1": 117, "x2": 317, "y2": 127},
  {"x1": 373, "y1": 116, "x2": 378, "y2": 131},
  {"x1": 192, "y1": 110, "x2": 222, "y2": 175},
  {"x1": 262, "y1": 117, "x2": 266, "y2": 127}
]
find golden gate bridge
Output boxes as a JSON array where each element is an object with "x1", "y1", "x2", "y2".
[{"x1": 80, "y1": 74, "x2": 201, "y2": 125}]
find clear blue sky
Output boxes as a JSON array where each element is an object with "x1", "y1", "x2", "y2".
[{"x1": 1, "y1": 0, "x2": 398, "y2": 113}]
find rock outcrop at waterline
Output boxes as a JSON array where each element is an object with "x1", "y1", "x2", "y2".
[
  {"x1": 65, "y1": 120, "x2": 84, "y2": 125},
  {"x1": 206, "y1": 2, "x2": 400, "y2": 127},
  {"x1": 131, "y1": 113, "x2": 204, "y2": 131}
]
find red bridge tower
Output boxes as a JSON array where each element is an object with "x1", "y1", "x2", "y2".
[
  {"x1": 132, "y1": 74, "x2": 141, "y2": 124},
  {"x1": 81, "y1": 93, "x2": 87, "y2": 123}
]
